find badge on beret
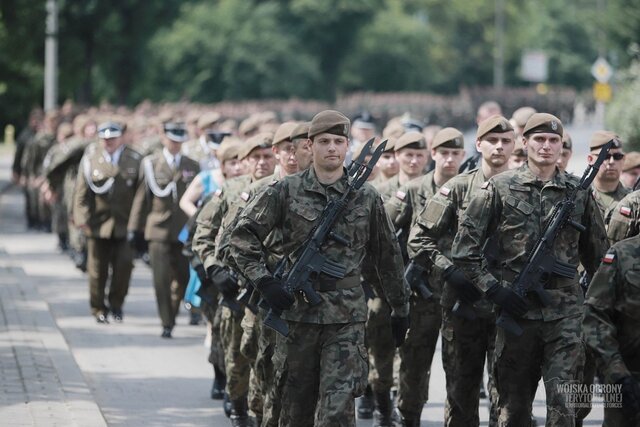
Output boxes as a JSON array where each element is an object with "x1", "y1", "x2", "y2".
[
  {"x1": 551, "y1": 121, "x2": 558, "y2": 131},
  {"x1": 500, "y1": 122, "x2": 506, "y2": 130},
  {"x1": 214, "y1": 189, "x2": 223, "y2": 197},
  {"x1": 240, "y1": 192, "x2": 249, "y2": 202},
  {"x1": 602, "y1": 253, "x2": 615, "y2": 264},
  {"x1": 620, "y1": 206, "x2": 632, "y2": 217},
  {"x1": 440, "y1": 187, "x2": 451, "y2": 196},
  {"x1": 395, "y1": 190, "x2": 406, "y2": 201},
  {"x1": 481, "y1": 181, "x2": 490, "y2": 189}
]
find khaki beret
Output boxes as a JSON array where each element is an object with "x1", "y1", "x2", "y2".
[
  {"x1": 217, "y1": 137, "x2": 243, "y2": 162},
  {"x1": 476, "y1": 115, "x2": 514, "y2": 140},
  {"x1": 273, "y1": 122, "x2": 298, "y2": 146},
  {"x1": 395, "y1": 131, "x2": 427, "y2": 151},
  {"x1": 562, "y1": 131, "x2": 572, "y2": 150},
  {"x1": 290, "y1": 122, "x2": 310, "y2": 140},
  {"x1": 523, "y1": 113, "x2": 563, "y2": 137},
  {"x1": 382, "y1": 121, "x2": 405, "y2": 139},
  {"x1": 239, "y1": 115, "x2": 261, "y2": 137},
  {"x1": 197, "y1": 111, "x2": 221, "y2": 130},
  {"x1": 511, "y1": 106, "x2": 537, "y2": 128},
  {"x1": 623, "y1": 151, "x2": 640, "y2": 171},
  {"x1": 308, "y1": 110, "x2": 350, "y2": 139},
  {"x1": 352, "y1": 138, "x2": 386, "y2": 160},
  {"x1": 432, "y1": 127, "x2": 464, "y2": 150},
  {"x1": 589, "y1": 130, "x2": 622, "y2": 150},
  {"x1": 239, "y1": 132, "x2": 273, "y2": 159},
  {"x1": 383, "y1": 137, "x2": 396, "y2": 152}
]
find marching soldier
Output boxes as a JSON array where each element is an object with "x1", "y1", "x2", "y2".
[
  {"x1": 621, "y1": 151, "x2": 640, "y2": 189},
  {"x1": 73, "y1": 122, "x2": 142, "y2": 323},
  {"x1": 557, "y1": 132, "x2": 573, "y2": 173},
  {"x1": 229, "y1": 110, "x2": 410, "y2": 427},
  {"x1": 128, "y1": 121, "x2": 200, "y2": 337},
  {"x1": 608, "y1": 189, "x2": 640, "y2": 244},
  {"x1": 451, "y1": 113, "x2": 609, "y2": 426}
]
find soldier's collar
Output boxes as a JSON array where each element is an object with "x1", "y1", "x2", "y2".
[{"x1": 304, "y1": 167, "x2": 349, "y2": 196}]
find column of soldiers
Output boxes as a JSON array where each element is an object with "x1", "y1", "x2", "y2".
[{"x1": 11, "y1": 101, "x2": 640, "y2": 427}]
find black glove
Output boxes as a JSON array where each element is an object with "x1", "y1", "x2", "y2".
[
  {"x1": 257, "y1": 276, "x2": 294, "y2": 313},
  {"x1": 619, "y1": 376, "x2": 640, "y2": 420},
  {"x1": 206, "y1": 265, "x2": 239, "y2": 298},
  {"x1": 127, "y1": 230, "x2": 147, "y2": 254},
  {"x1": 486, "y1": 283, "x2": 529, "y2": 317},
  {"x1": 194, "y1": 264, "x2": 208, "y2": 284},
  {"x1": 443, "y1": 266, "x2": 482, "y2": 304},
  {"x1": 391, "y1": 315, "x2": 410, "y2": 347}
]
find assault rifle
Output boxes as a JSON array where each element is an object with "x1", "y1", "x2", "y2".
[
  {"x1": 264, "y1": 138, "x2": 386, "y2": 336},
  {"x1": 404, "y1": 260, "x2": 433, "y2": 300},
  {"x1": 496, "y1": 139, "x2": 614, "y2": 336}
]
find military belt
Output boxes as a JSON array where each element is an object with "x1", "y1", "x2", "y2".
[{"x1": 313, "y1": 275, "x2": 360, "y2": 292}]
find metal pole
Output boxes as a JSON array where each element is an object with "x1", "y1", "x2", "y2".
[
  {"x1": 493, "y1": 0, "x2": 505, "y2": 89},
  {"x1": 44, "y1": 0, "x2": 58, "y2": 111}
]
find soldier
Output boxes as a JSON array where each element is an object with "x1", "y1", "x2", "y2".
[
  {"x1": 557, "y1": 132, "x2": 573, "y2": 173},
  {"x1": 408, "y1": 115, "x2": 515, "y2": 426},
  {"x1": 588, "y1": 131, "x2": 630, "y2": 223},
  {"x1": 376, "y1": 131, "x2": 429, "y2": 201},
  {"x1": 582, "y1": 235, "x2": 640, "y2": 426},
  {"x1": 229, "y1": 110, "x2": 410, "y2": 427},
  {"x1": 621, "y1": 151, "x2": 640, "y2": 189},
  {"x1": 73, "y1": 122, "x2": 142, "y2": 323},
  {"x1": 386, "y1": 127, "x2": 466, "y2": 426},
  {"x1": 12, "y1": 108, "x2": 42, "y2": 184},
  {"x1": 127, "y1": 121, "x2": 200, "y2": 337},
  {"x1": 181, "y1": 111, "x2": 223, "y2": 172},
  {"x1": 607, "y1": 189, "x2": 640, "y2": 244},
  {"x1": 375, "y1": 139, "x2": 399, "y2": 183},
  {"x1": 451, "y1": 113, "x2": 609, "y2": 426},
  {"x1": 290, "y1": 122, "x2": 313, "y2": 170},
  {"x1": 509, "y1": 107, "x2": 537, "y2": 140}
]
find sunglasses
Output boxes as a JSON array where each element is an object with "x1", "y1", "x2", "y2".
[{"x1": 604, "y1": 153, "x2": 625, "y2": 161}]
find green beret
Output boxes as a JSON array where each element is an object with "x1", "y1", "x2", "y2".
[
  {"x1": 308, "y1": 110, "x2": 350, "y2": 139},
  {"x1": 395, "y1": 131, "x2": 427, "y2": 151},
  {"x1": 432, "y1": 127, "x2": 464, "y2": 149},
  {"x1": 273, "y1": 122, "x2": 298, "y2": 146},
  {"x1": 239, "y1": 132, "x2": 273, "y2": 159},
  {"x1": 562, "y1": 131, "x2": 573, "y2": 150},
  {"x1": 589, "y1": 130, "x2": 622, "y2": 150},
  {"x1": 523, "y1": 113, "x2": 563, "y2": 137},
  {"x1": 290, "y1": 122, "x2": 310, "y2": 140},
  {"x1": 476, "y1": 115, "x2": 514, "y2": 140}
]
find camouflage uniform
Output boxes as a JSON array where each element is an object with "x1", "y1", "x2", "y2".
[
  {"x1": 230, "y1": 167, "x2": 409, "y2": 427},
  {"x1": 592, "y1": 183, "x2": 630, "y2": 225},
  {"x1": 582, "y1": 235, "x2": 640, "y2": 426},
  {"x1": 607, "y1": 190, "x2": 640, "y2": 244},
  {"x1": 385, "y1": 170, "x2": 444, "y2": 421},
  {"x1": 408, "y1": 167, "x2": 499, "y2": 426},
  {"x1": 21, "y1": 131, "x2": 55, "y2": 229},
  {"x1": 451, "y1": 164, "x2": 609, "y2": 426}
]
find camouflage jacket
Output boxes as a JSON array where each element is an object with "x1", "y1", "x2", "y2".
[
  {"x1": 582, "y1": 234, "x2": 640, "y2": 383},
  {"x1": 408, "y1": 167, "x2": 494, "y2": 315},
  {"x1": 607, "y1": 189, "x2": 640, "y2": 245},
  {"x1": 591, "y1": 182, "x2": 630, "y2": 225},
  {"x1": 192, "y1": 174, "x2": 252, "y2": 271},
  {"x1": 451, "y1": 164, "x2": 609, "y2": 321},
  {"x1": 230, "y1": 167, "x2": 409, "y2": 324},
  {"x1": 374, "y1": 174, "x2": 401, "y2": 203}
]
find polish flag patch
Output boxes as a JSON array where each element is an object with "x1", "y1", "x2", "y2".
[
  {"x1": 240, "y1": 192, "x2": 250, "y2": 202},
  {"x1": 395, "y1": 190, "x2": 406, "y2": 201},
  {"x1": 214, "y1": 189, "x2": 223, "y2": 197},
  {"x1": 602, "y1": 253, "x2": 616, "y2": 264},
  {"x1": 440, "y1": 187, "x2": 451, "y2": 196},
  {"x1": 620, "y1": 206, "x2": 632, "y2": 217},
  {"x1": 481, "y1": 181, "x2": 490, "y2": 189}
]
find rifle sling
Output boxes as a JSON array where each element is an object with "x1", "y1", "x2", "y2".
[{"x1": 313, "y1": 274, "x2": 360, "y2": 292}]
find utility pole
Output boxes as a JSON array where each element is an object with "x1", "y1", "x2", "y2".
[
  {"x1": 44, "y1": 0, "x2": 58, "y2": 112},
  {"x1": 493, "y1": 0, "x2": 505, "y2": 90}
]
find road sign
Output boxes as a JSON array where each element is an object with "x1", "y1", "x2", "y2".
[
  {"x1": 593, "y1": 82, "x2": 612, "y2": 102},
  {"x1": 591, "y1": 57, "x2": 613, "y2": 83}
]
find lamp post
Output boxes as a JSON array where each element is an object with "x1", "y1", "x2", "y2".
[{"x1": 44, "y1": 0, "x2": 58, "y2": 112}]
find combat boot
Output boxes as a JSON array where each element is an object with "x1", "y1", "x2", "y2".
[
  {"x1": 372, "y1": 391, "x2": 393, "y2": 427},
  {"x1": 394, "y1": 407, "x2": 420, "y2": 427},
  {"x1": 357, "y1": 384, "x2": 374, "y2": 419},
  {"x1": 229, "y1": 397, "x2": 250, "y2": 427},
  {"x1": 211, "y1": 365, "x2": 226, "y2": 400}
]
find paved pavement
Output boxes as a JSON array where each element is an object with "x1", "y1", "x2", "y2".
[{"x1": 0, "y1": 145, "x2": 604, "y2": 426}]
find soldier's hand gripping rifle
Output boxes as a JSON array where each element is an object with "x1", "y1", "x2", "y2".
[
  {"x1": 263, "y1": 138, "x2": 386, "y2": 336},
  {"x1": 496, "y1": 139, "x2": 614, "y2": 336}
]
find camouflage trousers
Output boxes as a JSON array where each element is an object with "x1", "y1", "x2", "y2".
[
  {"x1": 220, "y1": 306, "x2": 251, "y2": 400},
  {"x1": 493, "y1": 314, "x2": 585, "y2": 427},
  {"x1": 148, "y1": 241, "x2": 189, "y2": 328},
  {"x1": 575, "y1": 345, "x2": 597, "y2": 425},
  {"x1": 441, "y1": 308, "x2": 498, "y2": 427},
  {"x1": 365, "y1": 297, "x2": 395, "y2": 392},
  {"x1": 273, "y1": 321, "x2": 368, "y2": 427},
  {"x1": 603, "y1": 372, "x2": 640, "y2": 427},
  {"x1": 397, "y1": 296, "x2": 442, "y2": 418},
  {"x1": 202, "y1": 299, "x2": 224, "y2": 372},
  {"x1": 87, "y1": 237, "x2": 133, "y2": 315},
  {"x1": 240, "y1": 309, "x2": 262, "y2": 418}
]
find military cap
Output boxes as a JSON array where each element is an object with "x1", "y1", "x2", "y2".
[
  {"x1": 562, "y1": 131, "x2": 573, "y2": 150},
  {"x1": 217, "y1": 137, "x2": 243, "y2": 162},
  {"x1": 623, "y1": 151, "x2": 640, "y2": 172},
  {"x1": 239, "y1": 132, "x2": 273, "y2": 159},
  {"x1": 382, "y1": 121, "x2": 405, "y2": 139},
  {"x1": 402, "y1": 117, "x2": 425, "y2": 133},
  {"x1": 352, "y1": 138, "x2": 387, "y2": 160},
  {"x1": 395, "y1": 131, "x2": 427, "y2": 151},
  {"x1": 383, "y1": 137, "x2": 396, "y2": 152},
  {"x1": 197, "y1": 111, "x2": 221, "y2": 130},
  {"x1": 308, "y1": 110, "x2": 350, "y2": 139},
  {"x1": 290, "y1": 122, "x2": 310, "y2": 140},
  {"x1": 522, "y1": 113, "x2": 563, "y2": 137},
  {"x1": 258, "y1": 111, "x2": 279, "y2": 125},
  {"x1": 511, "y1": 106, "x2": 537, "y2": 128},
  {"x1": 432, "y1": 127, "x2": 464, "y2": 149},
  {"x1": 589, "y1": 130, "x2": 622, "y2": 150},
  {"x1": 98, "y1": 122, "x2": 123, "y2": 139},
  {"x1": 476, "y1": 115, "x2": 514, "y2": 140},
  {"x1": 352, "y1": 111, "x2": 376, "y2": 129},
  {"x1": 239, "y1": 115, "x2": 261, "y2": 137},
  {"x1": 272, "y1": 122, "x2": 298, "y2": 146},
  {"x1": 163, "y1": 122, "x2": 189, "y2": 143}
]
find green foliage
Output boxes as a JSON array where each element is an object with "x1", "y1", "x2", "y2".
[{"x1": 606, "y1": 61, "x2": 640, "y2": 149}]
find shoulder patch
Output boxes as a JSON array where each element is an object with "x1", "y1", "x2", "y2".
[
  {"x1": 620, "y1": 206, "x2": 632, "y2": 217},
  {"x1": 214, "y1": 189, "x2": 223, "y2": 197},
  {"x1": 270, "y1": 179, "x2": 279, "y2": 186},
  {"x1": 240, "y1": 191, "x2": 250, "y2": 202},
  {"x1": 602, "y1": 253, "x2": 616, "y2": 264},
  {"x1": 481, "y1": 181, "x2": 490, "y2": 189},
  {"x1": 395, "y1": 190, "x2": 406, "y2": 201},
  {"x1": 440, "y1": 186, "x2": 451, "y2": 196}
]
